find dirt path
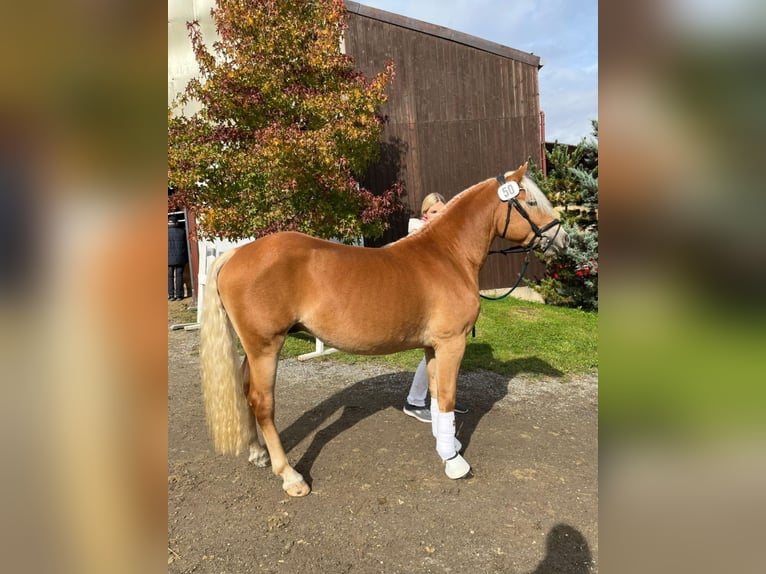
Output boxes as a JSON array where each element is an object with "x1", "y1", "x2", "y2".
[{"x1": 168, "y1": 310, "x2": 598, "y2": 573}]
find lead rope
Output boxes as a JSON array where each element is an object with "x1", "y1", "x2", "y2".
[
  {"x1": 480, "y1": 251, "x2": 531, "y2": 301},
  {"x1": 471, "y1": 251, "x2": 531, "y2": 338}
]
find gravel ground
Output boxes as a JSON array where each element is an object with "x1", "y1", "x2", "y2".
[{"x1": 168, "y1": 301, "x2": 598, "y2": 573}]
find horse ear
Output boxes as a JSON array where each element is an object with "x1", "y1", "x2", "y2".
[{"x1": 507, "y1": 162, "x2": 528, "y2": 181}]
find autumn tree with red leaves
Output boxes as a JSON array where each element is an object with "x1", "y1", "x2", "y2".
[{"x1": 168, "y1": 0, "x2": 400, "y2": 242}]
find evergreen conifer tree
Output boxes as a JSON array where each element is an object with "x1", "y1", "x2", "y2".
[{"x1": 531, "y1": 120, "x2": 598, "y2": 310}]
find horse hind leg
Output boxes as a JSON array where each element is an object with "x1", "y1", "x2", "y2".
[
  {"x1": 244, "y1": 342, "x2": 310, "y2": 497},
  {"x1": 240, "y1": 357, "x2": 269, "y2": 467}
]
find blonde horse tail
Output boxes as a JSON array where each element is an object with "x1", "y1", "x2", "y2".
[{"x1": 199, "y1": 248, "x2": 252, "y2": 455}]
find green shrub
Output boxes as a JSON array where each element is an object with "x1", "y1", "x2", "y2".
[{"x1": 530, "y1": 120, "x2": 598, "y2": 311}]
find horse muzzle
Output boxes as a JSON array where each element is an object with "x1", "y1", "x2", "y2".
[{"x1": 540, "y1": 224, "x2": 569, "y2": 255}]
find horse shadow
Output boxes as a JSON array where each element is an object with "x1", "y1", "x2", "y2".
[
  {"x1": 276, "y1": 345, "x2": 562, "y2": 486},
  {"x1": 528, "y1": 523, "x2": 594, "y2": 574}
]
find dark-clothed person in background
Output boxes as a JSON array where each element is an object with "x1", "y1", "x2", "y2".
[{"x1": 167, "y1": 216, "x2": 188, "y2": 300}]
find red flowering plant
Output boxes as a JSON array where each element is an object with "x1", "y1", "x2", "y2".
[
  {"x1": 168, "y1": 0, "x2": 402, "y2": 242},
  {"x1": 536, "y1": 223, "x2": 598, "y2": 310},
  {"x1": 576, "y1": 259, "x2": 598, "y2": 277}
]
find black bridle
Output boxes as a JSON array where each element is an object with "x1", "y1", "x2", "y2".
[
  {"x1": 477, "y1": 175, "x2": 564, "y2": 304},
  {"x1": 493, "y1": 174, "x2": 563, "y2": 255}
]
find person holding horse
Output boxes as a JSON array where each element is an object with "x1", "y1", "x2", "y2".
[{"x1": 403, "y1": 192, "x2": 469, "y2": 423}]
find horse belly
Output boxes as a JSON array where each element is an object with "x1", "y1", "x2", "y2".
[
  {"x1": 323, "y1": 332, "x2": 421, "y2": 356},
  {"x1": 301, "y1": 293, "x2": 424, "y2": 356}
]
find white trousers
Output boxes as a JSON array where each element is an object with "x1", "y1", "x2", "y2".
[{"x1": 406, "y1": 356, "x2": 429, "y2": 407}]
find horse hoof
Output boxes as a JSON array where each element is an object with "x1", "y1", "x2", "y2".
[
  {"x1": 248, "y1": 447, "x2": 270, "y2": 468},
  {"x1": 285, "y1": 480, "x2": 311, "y2": 497},
  {"x1": 444, "y1": 454, "x2": 471, "y2": 479}
]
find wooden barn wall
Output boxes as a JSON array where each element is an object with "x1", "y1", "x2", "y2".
[{"x1": 345, "y1": 8, "x2": 547, "y2": 289}]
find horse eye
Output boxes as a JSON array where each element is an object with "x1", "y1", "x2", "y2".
[{"x1": 518, "y1": 187, "x2": 536, "y2": 205}]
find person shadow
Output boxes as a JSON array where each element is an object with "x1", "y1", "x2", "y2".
[
  {"x1": 276, "y1": 342, "x2": 563, "y2": 488},
  {"x1": 528, "y1": 523, "x2": 594, "y2": 574}
]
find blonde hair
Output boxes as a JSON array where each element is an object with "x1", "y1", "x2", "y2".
[{"x1": 421, "y1": 192, "x2": 446, "y2": 215}]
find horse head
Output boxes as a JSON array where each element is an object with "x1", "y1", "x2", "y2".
[{"x1": 493, "y1": 163, "x2": 569, "y2": 255}]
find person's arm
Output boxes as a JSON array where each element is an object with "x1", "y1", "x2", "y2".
[{"x1": 407, "y1": 218, "x2": 424, "y2": 235}]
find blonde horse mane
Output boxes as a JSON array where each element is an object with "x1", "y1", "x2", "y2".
[
  {"x1": 515, "y1": 174, "x2": 555, "y2": 216},
  {"x1": 390, "y1": 173, "x2": 554, "y2": 246},
  {"x1": 199, "y1": 248, "x2": 253, "y2": 455},
  {"x1": 419, "y1": 172, "x2": 554, "y2": 223}
]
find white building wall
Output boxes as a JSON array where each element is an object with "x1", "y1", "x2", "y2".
[{"x1": 168, "y1": 0, "x2": 217, "y2": 115}]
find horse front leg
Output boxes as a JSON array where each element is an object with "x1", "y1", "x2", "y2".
[
  {"x1": 424, "y1": 348, "x2": 461, "y2": 451},
  {"x1": 245, "y1": 350, "x2": 310, "y2": 497},
  {"x1": 428, "y1": 341, "x2": 471, "y2": 479}
]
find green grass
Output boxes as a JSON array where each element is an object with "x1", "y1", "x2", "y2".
[{"x1": 281, "y1": 297, "x2": 598, "y2": 379}]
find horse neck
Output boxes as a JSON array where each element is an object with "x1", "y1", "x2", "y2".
[{"x1": 425, "y1": 180, "x2": 498, "y2": 274}]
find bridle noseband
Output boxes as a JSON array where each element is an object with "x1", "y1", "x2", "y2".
[{"x1": 494, "y1": 175, "x2": 562, "y2": 254}]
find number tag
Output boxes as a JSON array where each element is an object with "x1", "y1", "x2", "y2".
[{"x1": 498, "y1": 181, "x2": 520, "y2": 201}]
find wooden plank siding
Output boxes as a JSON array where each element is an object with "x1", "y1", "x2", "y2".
[{"x1": 345, "y1": 2, "x2": 547, "y2": 288}]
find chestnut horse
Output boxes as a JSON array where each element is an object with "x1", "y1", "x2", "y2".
[{"x1": 200, "y1": 163, "x2": 568, "y2": 496}]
